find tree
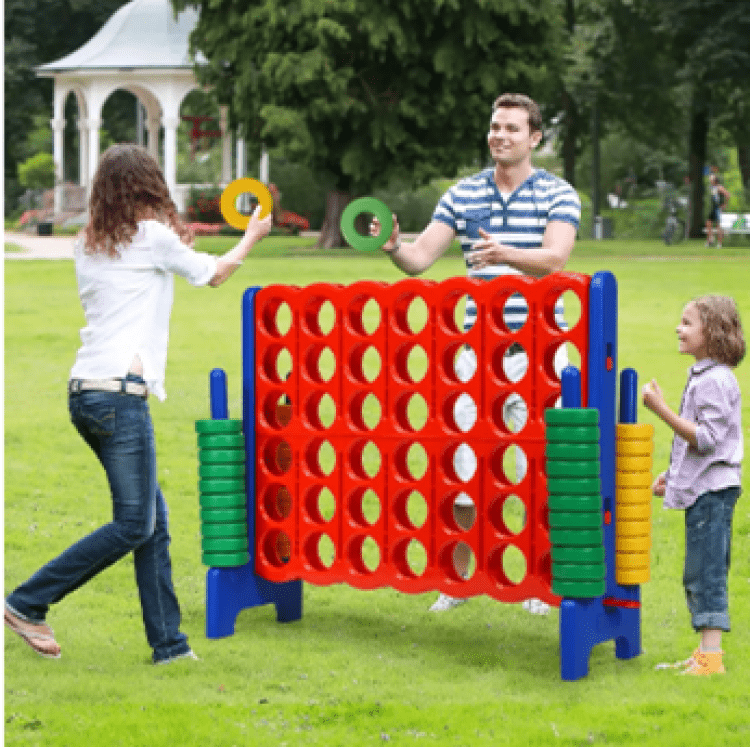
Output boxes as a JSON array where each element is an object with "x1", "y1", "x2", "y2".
[
  {"x1": 173, "y1": 0, "x2": 564, "y2": 248},
  {"x1": 18, "y1": 153, "x2": 56, "y2": 190}
]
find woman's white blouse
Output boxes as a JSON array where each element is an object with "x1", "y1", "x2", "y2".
[{"x1": 69, "y1": 220, "x2": 218, "y2": 401}]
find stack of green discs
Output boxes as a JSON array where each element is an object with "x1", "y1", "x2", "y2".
[
  {"x1": 545, "y1": 408, "x2": 605, "y2": 598},
  {"x1": 195, "y1": 419, "x2": 249, "y2": 567}
]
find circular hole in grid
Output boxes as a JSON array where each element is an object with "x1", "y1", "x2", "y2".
[
  {"x1": 303, "y1": 391, "x2": 335, "y2": 430},
  {"x1": 348, "y1": 487, "x2": 381, "y2": 527},
  {"x1": 348, "y1": 391, "x2": 382, "y2": 431},
  {"x1": 394, "y1": 538, "x2": 427, "y2": 578},
  {"x1": 544, "y1": 342, "x2": 580, "y2": 383},
  {"x1": 260, "y1": 299, "x2": 292, "y2": 338},
  {"x1": 456, "y1": 293, "x2": 477, "y2": 333},
  {"x1": 453, "y1": 345, "x2": 477, "y2": 383},
  {"x1": 392, "y1": 489, "x2": 428, "y2": 530},
  {"x1": 394, "y1": 391, "x2": 428, "y2": 433},
  {"x1": 261, "y1": 392, "x2": 292, "y2": 429},
  {"x1": 262, "y1": 438, "x2": 293, "y2": 476},
  {"x1": 490, "y1": 444, "x2": 527, "y2": 486},
  {"x1": 303, "y1": 297, "x2": 336, "y2": 336},
  {"x1": 262, "y1": 530, "x2": 292, "y2": 568},
  {"x1": 452, "y1": 392, "x2": 477, "y2": 434},
  {"x1": 496, "y1": 494, "x2": 526, "y2": 535},
  {"x1": 261, "y1": 346, "x2": 293, "y2": 384},
  {"x1": 393, "y1": 294, "x2": 429, "y2": 335},
  {"x1": 439, "y1": 492, "x2": 476, "y2": 532},
  {"x1": 491, "y1": 292, "x2": 529, "y2": 333},
  {"x1": 304, "y1": 345, "x2": 336, "y2": 384},
  {"x1": 453, "y1": 442, "x2": 477, "y2": 483},
  {"x1": 502, "y1": 544, "x2": 527, "y2": 585},
  {"x1": 490, "y1": 393, "x2": 528, "y2": 435},
  {"x1": 350, "y1": 535, "x2": 381, "y2": 574},
  {"x1": 348, "y1": 344, "x2": 382, "y2": 384},
  {"x1": 304, "y1": 439, "x2": 335, "y2": 478},
  {"x1": 437, "y1": 541, "x2": 476, "y2": 582},
  {"x1": 349, "y1": 440, "x2": 382, "y2": 480},
  {"x1": 347, "y1": 295, "x2": 382, "y2": 336},
  {"x1": 304, "y1": 485, "x2": 335, "y2": 524},
  {"x1": 548, "y1": 289, "x2": 582, "y2": 332},
  {"x1": 393, "y1": 343, "x2": 428, "y2": 384},
  {"x1": 303, "y1": 532, "x2": 334, "y2": 571},
  {"x1": 262, "y1": 484, "x2": 292, "y2": 521},
  {"x1": 394, "y1": 441, "x2": 429, "y2": 481}
]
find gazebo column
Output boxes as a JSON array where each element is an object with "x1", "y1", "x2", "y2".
[
  {"x1": 146, "y1": 114, "x2": 161, "y2": 161},
  {"x1": 51, "y1": 118, "x2": 66, "y2": 214},
  {"x1": 77, "y1": 117, "x2": 89, "y2": 193},
  {"x1": 87, "y1": 118, "x2": 102, "y2": 199},
  {"x1": 220, "y1": 106, "x2": 232, "y2": 184},
  {"x1": 163, "y1": 116, "x2": 180, "y2": 207}
]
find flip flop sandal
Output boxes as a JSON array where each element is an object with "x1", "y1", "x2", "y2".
[{"x1": 4, "y1": 610, "x2": 62, "y2": 659}]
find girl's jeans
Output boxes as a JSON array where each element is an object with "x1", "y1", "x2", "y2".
[
  {"x1": 683, "y1": 485, "x2": 740, "y2": 633},
  {"x1": 6, "y1": 379, "x2": 190, "y2": 662}
]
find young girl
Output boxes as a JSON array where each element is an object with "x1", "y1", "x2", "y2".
[
  {"x1": 643, "y1": 295, "x2": 745, "y2": 675},
  {"x1": 4, "y1": 144, "x2": 272, "y2": 664}
]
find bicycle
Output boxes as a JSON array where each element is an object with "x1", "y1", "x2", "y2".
[{"x1": 661, "y1": 192, "x2": 687, "y2": 245}]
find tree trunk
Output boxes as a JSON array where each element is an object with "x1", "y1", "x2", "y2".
[
  {"x1": 317, "y1": 189, "x2": 352, "y2": 249},
  {"x1": 737, "y1": 142, "x2": 750, "y2": 190},
  {"x1": 688, "y1": 100, "x2": 709, "y2": 239},
  {"x1": 561, "y1": 89, "x2": 578, "y2": 187}
]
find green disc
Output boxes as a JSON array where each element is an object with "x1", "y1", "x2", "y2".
[
  {"x1": 551, "y1": 545, "x2": 605, "y2": 564},
  {"x1": 549, "y1": 511, "x2": 602, "y2": 529},
  {"x1": 550, "y1": 528, "x2": 604, "y2": 547},
  {"x1": 202, "y1": 552, "x2": 249, "y2": 568},
  {"x1": 340, "y1": 197, "x2": 394, "y2": 252},
  {"x1": 199, "y1": 478, "x2": 245, "y2": 495},
  {"x1": 199, "y1": 492, "x2": 246, "y2": 509},
  {"x1": 200, "y1": 507, "x2": 247, "y2": 523},
  {"x1": 545, "y1": 425, "x2": 600, "y2": 443},
  {"x1": 201, "y1": 521, "x2": 248, "y2": 538},
  {"x1": 545, "y1": 442, "x2": 600, "y2": 461},
  {"x1": 546, "y1": 460, "x2": 600, "y2": 478},
  {"x1": 547, "y1": 493, "x2": 601, "y2": 512},
  {"x1": 552, "y1": 562, "x2": 606, "y2": 581},
  {"x1": 199, "y1": 448, "x2": 245, "y2": 464},
  {"x1": 552, "y1": 578, "x2": 605, "y2": 598},
  {"x1": 547, "y1": 476, "x2": 601, "y2": 495},
  {"x1": 199, "y1": 463, "x2": 245, "y2": 479},
  {"x1": 544, "y1": 408, "x2": 599, "y2": 426},
  {"x1": 198, "y1": 433, "x2": 245, "y2": 449},
  {"x1": 195, "y1": 419, "x2": 242, "y2": 434},
  {"x1": 202, "y1": 536, "x2": 249, "y2": 553}
]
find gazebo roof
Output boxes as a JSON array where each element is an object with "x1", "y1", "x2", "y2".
[{"x1": 36, "y1": 0, "x2": 205, "y2": 74}]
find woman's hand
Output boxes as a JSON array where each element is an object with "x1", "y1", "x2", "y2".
[{"x1": 244, "y1": 203, "x2": 273, "y2": 242}]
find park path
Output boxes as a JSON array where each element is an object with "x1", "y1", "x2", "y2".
[{"x1": 4, "y1": 231, "x2": 76, "y2": 260}]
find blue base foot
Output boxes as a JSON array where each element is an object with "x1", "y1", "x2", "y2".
[{"x1": 206, "y1": 563, "x2": 303, "y2": 638}]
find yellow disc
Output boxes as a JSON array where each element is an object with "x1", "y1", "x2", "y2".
[
  {"x1": 616, "y1": 423, "x2": 654, "y2": 440},
  {"x1": 616, "y1": 519, "x2": 650, "y2": 537},
  {"x1": 616, "y1": 487, "x2": 652, "y2": 504},
  {"x1": 220, "y1": 178, "x2": 274, "y2": 229},
  {"x1": 617, "y1": 535, "x2": 651, "y2": 553},
  {"x1": 616, "y1": 551, "x2": 650, "y2": 569},
  {"x1": 617, "y1": 503, "x2": 651, "y2": 520},
  {"x1": 616, "y1": 471, "x2": 652, "y2": 489},
  {"x1": 616, "y1": 438, "x2": 652, "y2": 456},
  {"x1": 617, "y1": 568, "x2": 650, "y2": 585},
  {"x1": 616, "y1": 455, "x2": 652, "y2": 472}
]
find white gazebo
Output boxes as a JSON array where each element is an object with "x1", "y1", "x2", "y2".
[{"x1": 36, "y1": 0, "x2": 245, "y2": 215}]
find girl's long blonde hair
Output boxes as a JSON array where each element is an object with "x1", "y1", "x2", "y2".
[
  {"x1": 692, "y1": 295, "x2": 746, "y2": 368},
  {"x1": 84, "y1": 144, "x2": 193, "y2": 256}
]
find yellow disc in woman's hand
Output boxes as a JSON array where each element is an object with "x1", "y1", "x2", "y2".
[{"x1": 220, "y1": 178, "x2": 274, "y2": 230}]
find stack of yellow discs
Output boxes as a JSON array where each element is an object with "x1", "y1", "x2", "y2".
[{"x1": 615, "y1": 423, "x2": 654, "y2": 584}]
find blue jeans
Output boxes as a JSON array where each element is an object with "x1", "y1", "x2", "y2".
[
  {"x1": 683, "y1": 486, "x2": 740, "y2": 633},
  {"x1": 6, "y1": 377, "x2": 190, "y2": 662}
]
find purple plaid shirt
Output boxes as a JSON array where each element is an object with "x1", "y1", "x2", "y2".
[{"x1": 664, "y1": 359, "x2": 743, "y2": 510}]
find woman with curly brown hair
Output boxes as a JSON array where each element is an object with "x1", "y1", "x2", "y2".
[{"x1": 4, "y1": 144, "x2": 272, "y2": 663}]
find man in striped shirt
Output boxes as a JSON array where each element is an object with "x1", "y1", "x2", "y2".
[{"x1": 376, "y1": 93, "x2": 581, "y2": 613}]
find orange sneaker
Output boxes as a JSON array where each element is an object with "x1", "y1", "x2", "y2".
[{"x1": 681, "y1": 650, "x2": 725, "y2": 676}]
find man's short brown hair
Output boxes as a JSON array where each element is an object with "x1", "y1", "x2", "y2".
[{"x1": 492, "y1": 93, "x2": 542, "y2": 133}]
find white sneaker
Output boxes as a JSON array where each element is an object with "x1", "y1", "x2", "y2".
[
  {"x1": 522, "y1": 598, "x2": 550, "y2": 615},
  {"x1": 154, "y1": 649, "x2": 199, "y2": 665},
  {"x1": 429, "y1": 593, "x2": 468, "y2": 612}
]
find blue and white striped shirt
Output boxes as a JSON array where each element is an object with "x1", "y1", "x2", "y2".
[{"x1": 432, "y1": 168, "x2": 581, "y2": 331}]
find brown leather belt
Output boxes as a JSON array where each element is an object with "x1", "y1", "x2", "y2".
[{"x1": 68, "y1": 378, "x2": 148, "y2": 398}]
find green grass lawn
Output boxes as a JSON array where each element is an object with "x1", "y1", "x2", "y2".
[{"x1": 4, "y1": 239, "x2": 750, "y2": 746}]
